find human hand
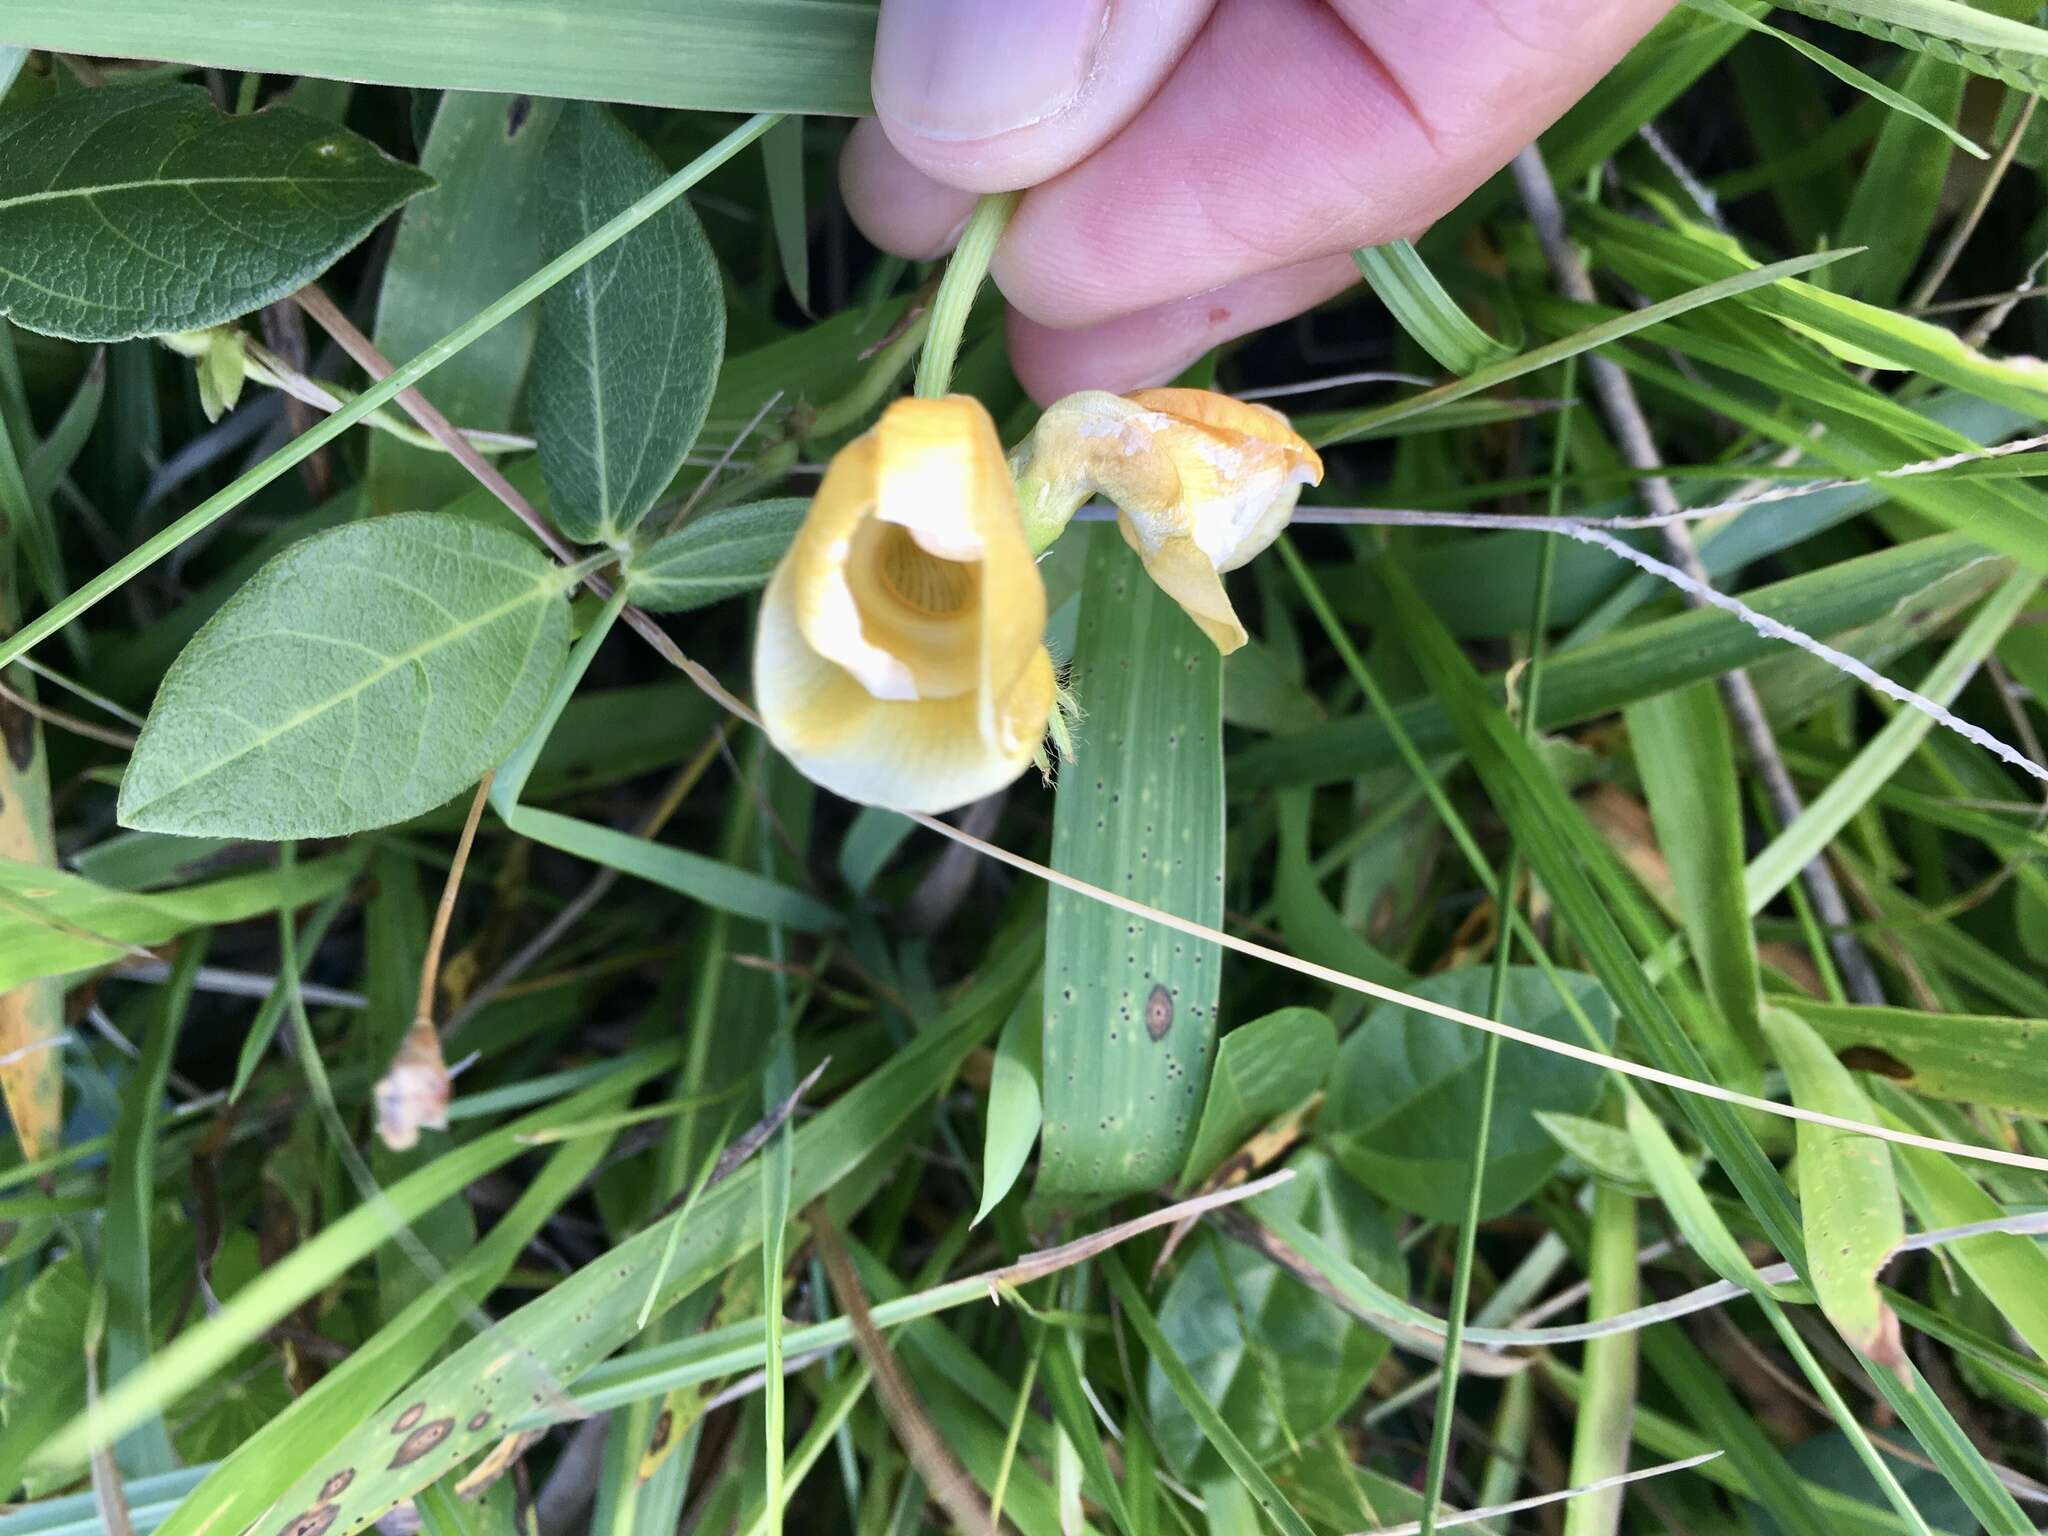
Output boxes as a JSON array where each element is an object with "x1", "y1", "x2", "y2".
[{"x1": 840, "y1": 0, "x2": 1673, "y2": 402}]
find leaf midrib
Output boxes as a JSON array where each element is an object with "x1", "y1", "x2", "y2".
[
  {"x1": 0, "y1": 173, "x2": 404, "y2": 212},
  {"x1": 128, "y1": 577, "x2": 555, "y2": 813}
]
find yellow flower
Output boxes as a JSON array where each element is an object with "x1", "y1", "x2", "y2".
[
  {"x1": 1011, "y1": 387, "x2": 1323, "y2": 653},
  {"x1": 754, "y1": 396, "x2": 1056, "y2": 814}
]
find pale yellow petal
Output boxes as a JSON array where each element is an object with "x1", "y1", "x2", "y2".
[
  {"x1": 785, "y1": 434, "x2": 918, "y2": 700},
  {"x1": 1121, "y1": 520, "x2": 1249, "y2": 655},
  {"x1": 756, "y1": 555, "x2": 1054, "y2": 812},
  {"x1": 755, "y1": 393, "x2": 1055, "y2": 814},
  {"x1": 875, "y1": 396, "x2": 996, "y2": 561}
]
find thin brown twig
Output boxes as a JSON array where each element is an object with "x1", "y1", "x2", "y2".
[
  {"x1": 1510, "y1": 143, "x2": 1885, "y2": 1004},
  {"x1": 289, "y1": 282, "x2": 819, "y2": 885},
  {"x1": 291, "y1": 285, "x2": 584, "y2": 564},
  {"x1": 1910, "y1": 92, "x2": 2039, "y2": 314},
  {"x1": 442, "y1": 724, "x2": 729, "y2": 1040},
  {"x1": 1965, "y1": 247, "x2": 2048, "y2": 348},
  {"x1": 0, "y1": 678, "x2": 136, "y2": 750},
  {"x1": 1915, "y1": 280, "x2": 2047, "y2": 318},
  {"x1": 811, "y1": 1202, "x2": 1013, "y2": 1536}
]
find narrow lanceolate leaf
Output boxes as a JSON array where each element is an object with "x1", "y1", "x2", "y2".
[
  {"x1": 1623, "y1": 1094, "x2": 1782, "y2": 1297},
  {"x1": 1037, "y1": 524, "x2": 1225, "y2": 1213},
  {"x1": 533, "y1": 104, "x2": 725, "y2": 546},
  {"x1": 626, "y1": 499, "x2": 807, "y2": 613},
  {"x1": 119, "y1": 515, "x2": 570, "y2": 838},
  {"x1": 975, "y1": 984, "x2": 1045, "y2": 1225},
  {"x1": 0, "y1": 82, "x2": 430, "y2": 341},
  {"x1": 1353, "y1": 240, "x2": 1514, "y2": 375},
  {"x1": 762, "y1": 116, "x2": 809, "y2": 312},
  {"x1": 1777, "y1": 0, "x2": 2048, "y2": 92},
  {"x1": 0, "y1": 2, "x2": 878, "y2": 115},
  {"x1": 1881, "y1": 1093, "x2": 2048, "y2": 1369},
  {"x1": 1625, "y1": 681, "x2": 1762, "y2": 1087},
  {"x1": 1759, "y1": 1007, "x2": 1906, "y2": 1369},
  {"x1": 1682, "y1": 0, "x2": 1985, "y2": 157},
  {"x1": 1176, "y1": 1007, "x2": 1335, "y2": 1191},
  {"x1": 1784, "y1": 1000, "x2": 2048, "y2": 1119},
  {"x1": 103, "y1": 941, "x2": 205, "y2": 1480}
]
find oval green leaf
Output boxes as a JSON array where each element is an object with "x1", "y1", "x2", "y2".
[
  {"x1": 120, "y1": 514, "x2": 570, "y2": 839},
  {"x1": 531, "y1": 103, "x2": 725, "y2": 545},
  {"x1": 1323, "y1": 966, "x2": 1616, "y2": 1221},
  {"x1": 626, "y1": 498, "x2": 806, "y2": 613},
  {"x1": 0, "y1": 82, "x2": 431, "y2": 342}
]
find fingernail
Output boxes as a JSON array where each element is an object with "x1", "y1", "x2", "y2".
[{"x1": 874, "y1": 0, "x2": 1110, "y2": 143}]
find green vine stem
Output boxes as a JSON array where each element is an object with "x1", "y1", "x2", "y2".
[{"x1": 913, "y1": 192, "x2": 1018, "y2": 399}]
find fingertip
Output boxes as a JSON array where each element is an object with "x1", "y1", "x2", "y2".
[
  {"x1": 872, "y1": 0, "x2": 1217, "y2": 193},
  {"x1": 840, "y1": 118, "x2": 979, "y2": 261},
  {"x1": 1005, "y1": 254, "x2": 1360, "y2": 403}
]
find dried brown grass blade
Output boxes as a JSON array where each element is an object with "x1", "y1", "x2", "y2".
[{"x1": 811, "y1": 1203, "x2": 1011, "y2": 1536}]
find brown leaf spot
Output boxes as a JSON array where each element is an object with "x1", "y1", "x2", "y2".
[
  {"x1": 276, "y1": 1505, "x2": 340, "y2": 1536},
  {"x1": 391, "y1": 1401, "x2": 426, "y2": 1433},
  {"x1": 506, "y1": 95, "x2": 532, "y2": 136},
  {"x1": 317, "y1": 1469, "x2": 355, "y2": 1502},
  {"x1": 1145, "y1": 984, "x2": 1173, "y2": 1042},
  {"x1": 467, "y1": 1410, "x2": 492, "y2": 1431},
  {"x1": 1837, "y1": 1045, "x2": 1912, "y2": 1081},
  {"x1": 648, "y1": 1408, "x2": 674, "y2": 1454},
  {"x1": 387, "y1": 1416, "x2": 455, "y2": 1469}
]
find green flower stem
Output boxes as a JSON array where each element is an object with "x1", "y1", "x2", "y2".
[
  {"x1": 0, "y1": 112, "x2": 781, "y2": 673},
  {"x1": 913, "y1": 191, "x2": 1018, "y2": 400}
]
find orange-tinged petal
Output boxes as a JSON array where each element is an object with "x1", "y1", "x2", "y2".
[
  {"x1": 1124, "y1": 388, "x2": 1325, "y2": 474},
  {"x1": 1011, "y1": 387, "x2": 1321, "y2": 648}
]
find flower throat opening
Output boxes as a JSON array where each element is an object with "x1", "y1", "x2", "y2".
[{"x1": 870, "y1": 522, "x2": 976, "y2": 616}]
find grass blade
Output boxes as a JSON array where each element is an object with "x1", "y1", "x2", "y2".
[
  {"x1": 1312, "y1": 248, "x2": 1849, "y2": 446},
  {"x1": 0, "y1": 4, "x2": 876, "y2": 114},
  {"x1": 1353, "y1": 241, "x2": 1513, "y2": 375},
  {"x1": 1037, "y1": 524, "x2": 1224, "y2": 1211}
]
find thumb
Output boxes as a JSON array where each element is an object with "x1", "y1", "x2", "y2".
[{"x1": 872, "y1": 0, "x2": 1217, "y2": 193}]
